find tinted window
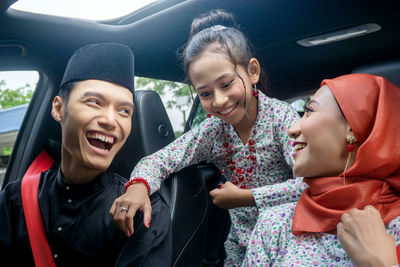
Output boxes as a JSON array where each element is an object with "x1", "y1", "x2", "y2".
[
  {"x1": 135, "y1": 77, "x2": 194, "y2": 137},
  {"x1": 0, "y1": 71, "x2": 39, "y2": 186}
]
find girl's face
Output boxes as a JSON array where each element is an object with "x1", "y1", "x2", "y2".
[
  {"x1": 288, "y1": 85, "x2": 352, "y2": 178},
  {"x1": 189, "y1": 44, "x2": 260, "y2": 130}
]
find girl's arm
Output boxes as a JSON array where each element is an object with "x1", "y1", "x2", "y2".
[
  {"x1": 210, "y1": 181, "x2": 255, "y2": 209},
  {"x1": 251, "y1": 177, "x2": 307, "y2": 209},
  {"x1": 210, "y1": 178, "x2": 306, "y2": 210},
  {"x1": 131, "y1": 116, "x2": 220, "y2": 194},
  {"x1": 111, "y1": 117, "x2": 221, "y2": 235}
]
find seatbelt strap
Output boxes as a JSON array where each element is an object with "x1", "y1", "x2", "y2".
[{"x1": 21, "y1": 150, "x2": 56, "y2": 267}]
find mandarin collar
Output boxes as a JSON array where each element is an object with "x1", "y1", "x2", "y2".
[{"x1": 55, "y1": 167, "x2": 112, "y2": 197}]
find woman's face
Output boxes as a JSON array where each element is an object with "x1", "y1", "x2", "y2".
[
  {"x1": 188, "y1": 43, "x2": 259, "y2": 130},
  {"x1": 288, "y1": 85, "x2": 351, "y2": 178}
]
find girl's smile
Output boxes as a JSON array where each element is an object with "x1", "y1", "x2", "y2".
[{"x1": 216, "y1": 103, "x2": 238, "y2": 116}]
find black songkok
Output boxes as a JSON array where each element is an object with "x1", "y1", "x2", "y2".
[{"x1": 60, "y1": 43, "x2": 134, "y2": 93}]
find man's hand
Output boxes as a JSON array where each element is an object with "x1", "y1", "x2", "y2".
[
  {"x1": 110, "y1": 183, "x2": 152, "y2": 237},
  {"x1": 337, "y1": 205, "x2": 398, "y2": 267},
  {"x1": 209, "y1": 181, "x2": 255, "y2": 209}
]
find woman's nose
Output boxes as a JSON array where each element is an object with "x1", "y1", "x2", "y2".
[{"x1": 288, "y1": 120, "x2": 301, "y2": 139}]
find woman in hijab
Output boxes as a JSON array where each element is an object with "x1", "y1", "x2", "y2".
[{"x1": 243, "y1": 73, "x2": 400, "y2": 266}]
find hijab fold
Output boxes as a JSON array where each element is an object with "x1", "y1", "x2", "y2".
[{"x1": 292, "y1": 74, "x2": 400, "y2": 235}]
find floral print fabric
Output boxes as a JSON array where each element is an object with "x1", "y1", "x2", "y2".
[
  {"x1": 130, "y1": 91, "x2": 304, "y2": 265},
  {"x1": 243, "y1": 202, "x2": 400, "y2": 266}
]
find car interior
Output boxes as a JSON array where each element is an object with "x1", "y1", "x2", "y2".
[{"x1": 1, "y1": 0, "x2": 400, "y2": 266}]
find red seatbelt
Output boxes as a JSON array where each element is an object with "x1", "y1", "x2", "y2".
[
  {"x1": 397, "y1": 244, "x2": 400, "y2": 265},
  {"x1": 21, "y1": 150, "x2": 56, "y2": 267}
]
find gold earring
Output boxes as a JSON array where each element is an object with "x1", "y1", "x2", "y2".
[{"x1": 343, "y1": 134, "x2": 357, "y2": 185}]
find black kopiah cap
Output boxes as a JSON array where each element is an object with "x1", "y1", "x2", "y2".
[{"x1": 60, "y1": 43, "x2": 134, "y2": 93}]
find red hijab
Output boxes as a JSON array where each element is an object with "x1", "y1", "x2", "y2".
[{"x1": 292, "y1": 74, "x2": 400, "y2": 235}]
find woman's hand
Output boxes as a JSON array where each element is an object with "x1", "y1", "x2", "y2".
[
  {"x1": 337, "y1": 205, "x2": 398, "y2": 267},
  {"x1": 209, "y1": 181, "x2": 256, "y2": 209},
  {"x1": 109, "y1": 183, "x2": 152, "y2": 237}
]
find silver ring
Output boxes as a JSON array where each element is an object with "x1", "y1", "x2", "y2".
[{"x1": 120, "y1": 206, "x2": 128, "y2": 212}]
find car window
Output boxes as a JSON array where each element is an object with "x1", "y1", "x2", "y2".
[
  {"x1": 135, "y1": 77, "x2": 194, "y2": 137},
  {"x1": 189, "y1": 101, "x2": 207, "y2": 130},
  {"x1": 0, "y1": 71, "x2": 39, "y2": 187},
  {"x1": 287, "y1": 95, "x2": 311, "y2": 117}
]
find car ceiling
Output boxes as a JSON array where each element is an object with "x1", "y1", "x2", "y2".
[{"x1": 0, "y1": 0, "x2": 400, "y2": 99}]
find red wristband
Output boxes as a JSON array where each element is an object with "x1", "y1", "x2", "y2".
[{"x1": 124, "y1": 178, "x2": 150, "y2": 195}]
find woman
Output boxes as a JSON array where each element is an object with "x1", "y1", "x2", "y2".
[{"x1": 243, "y1": 73, "x2": 400, "y2": 266}]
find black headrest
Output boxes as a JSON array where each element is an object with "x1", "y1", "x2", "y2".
[
  {"x1": 110, "y1": 90, "x2": 175, "y2": 179},
  {"x1": 352, "y1": 59, "x2": 400, "y2": 87}
]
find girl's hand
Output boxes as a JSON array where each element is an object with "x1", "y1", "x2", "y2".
[
  {"x1": 109, "y1": 183, "x2": 152, "y2": 237},
  {"x1": 209, "y1": 181, "x2": 256, "y2": 209},
  {"x1": 337, "y1": 205, "x2": 398, "y2": 267}
]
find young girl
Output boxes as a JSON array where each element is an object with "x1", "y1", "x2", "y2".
[
  {"x1": 110, "y1": 9, "x2": 305, "y2": 265},
  {"x1": 243, "y1": 74, "x2": 400, "y2": 266}
]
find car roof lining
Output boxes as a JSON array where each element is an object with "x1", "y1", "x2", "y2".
[{"x1": 1, "y1": 0, "x2": 400, "y2": 99}]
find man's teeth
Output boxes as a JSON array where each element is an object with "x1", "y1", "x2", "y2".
[
  {"x1": 87, "y1": 133, "x2": 114, "y2": 144},
  {"x1": 220, "y1": 105, "x2": 236, "y2": 115},
  {"x1": 294, "y1": 143, "x2": 306, "y2": 152}
]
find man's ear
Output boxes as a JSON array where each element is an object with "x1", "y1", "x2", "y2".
[
  {"x1": 51, "y1": 96, "x2": 64, "y2": 123},
  {"x1": 247, "y1": 58, "x2": 261, "y2": 85}
]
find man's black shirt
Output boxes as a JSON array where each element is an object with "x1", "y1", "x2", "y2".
[{"x1": 0, "y1": 166, "x2": 171, "y2": 266}]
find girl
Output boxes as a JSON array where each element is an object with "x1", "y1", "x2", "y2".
[
  {"x1": 243, "y1": 74, "x2": 400, "y2": 266},
  {"x1": 111, "y1": 9, "x2": 305, "y2": 265}
]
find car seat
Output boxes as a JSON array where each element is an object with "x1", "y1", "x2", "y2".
[{"x1": 111, "y1": 90, "x2": 209, "y2": 267}]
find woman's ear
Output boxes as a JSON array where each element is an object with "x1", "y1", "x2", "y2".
[
  {"x1": 248, "y1": 58, "x2": 261, "y2": 85},
  {"x1": 51, "y1": 96, "x2": 64, "y2": 123}
]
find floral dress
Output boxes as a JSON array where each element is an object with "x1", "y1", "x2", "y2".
[
  {"x1": 243, "y1": 202, "x2": 400, "y2": 266},
  {"x1": 130, "y1": 91, "x2": 306, "y2": 266}
]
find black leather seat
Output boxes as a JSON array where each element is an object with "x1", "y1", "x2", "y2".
[
  {"x1": 110, "y1": 90, "x2": 176, "y2": 174},
  {"x1": 111, "y1": 90, "x2": 209, "y2": 267}
]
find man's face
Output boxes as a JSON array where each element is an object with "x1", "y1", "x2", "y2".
[{"x1": 52, "y1": 79, "x2": 134, "y2": 176}]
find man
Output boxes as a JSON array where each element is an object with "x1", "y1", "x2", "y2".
[{"x1": 0, "y1": 43, "x2": 171, "y2": 266}]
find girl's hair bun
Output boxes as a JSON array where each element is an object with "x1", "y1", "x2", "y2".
[{"x1": 190, "y1": 9, "x2": 238, "y2": 37}]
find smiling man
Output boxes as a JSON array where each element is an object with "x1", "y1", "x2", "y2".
[{"x1": 0, "y1": 43, "x2": 171, "y2": 266}]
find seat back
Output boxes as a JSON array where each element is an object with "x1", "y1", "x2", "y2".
[
  {"x1": 352, "y1": 59, "x2": 400, "y2": 87},
  {"x1": 111, "y1": 90, "x2": 209, "y2": 267},
  {"x1": 110, "y1": 90, "x2": 175, "y2": 177}
]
